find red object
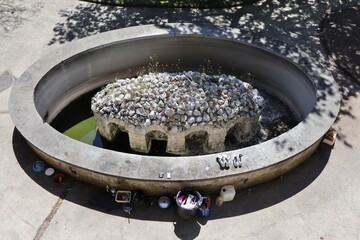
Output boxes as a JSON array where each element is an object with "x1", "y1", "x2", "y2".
[
  {"x1": 52, "y1": 173, "x2": 65, "y2": 186},
  {"x1": 323, "y1": 130, "x2": 337, "y2": 146}
]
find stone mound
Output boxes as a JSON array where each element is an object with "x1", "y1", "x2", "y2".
[{"x1": 91, "y1": 71, "x2": 264, "y2": 154}]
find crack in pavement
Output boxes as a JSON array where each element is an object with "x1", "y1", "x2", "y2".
[
  {"x1": 33, "y1": 180, "x2": 75, "y2": 240},
  {"x1": 33, "y1": 198, "x2": 63, "y2": 240}
]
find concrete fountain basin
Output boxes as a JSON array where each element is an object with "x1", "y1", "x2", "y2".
[{"x1": 9, "y1": 24, "x2": 340, "y2": 195}]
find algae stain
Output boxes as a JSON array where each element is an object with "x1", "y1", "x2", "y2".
[{"x1": 63, "y1": 117, "x2": 97, "y2": 144}]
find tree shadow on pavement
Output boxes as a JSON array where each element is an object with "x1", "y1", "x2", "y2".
[
  {"x1": 0, "y1": 0, "x2": 42, "y2": 34},
  {"x1": 323, "y1": 4, "x2": 360, "y2": 84},
  {"x1": 48, "y1": 0, "x2": 359, "y2": 149}
]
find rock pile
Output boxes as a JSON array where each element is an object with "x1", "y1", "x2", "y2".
[{"x1": 91, "y1": 71, "x2": 264, "y2": 131}]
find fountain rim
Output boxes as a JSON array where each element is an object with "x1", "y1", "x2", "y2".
[{"x1": 9, "y1": 24, "x2": 340, "y2": 184}]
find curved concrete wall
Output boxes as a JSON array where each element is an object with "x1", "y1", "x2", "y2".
[
  {"x1": 9, "y1": 24, "x2": 340, "y2": 195},
  {"x1": 36, "y1": 36, "x2": 316, "y2": 121}
]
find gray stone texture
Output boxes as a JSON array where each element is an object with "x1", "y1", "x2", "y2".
[{"x1": 92, "y1": 72, "x2": 263, "y2": 154}]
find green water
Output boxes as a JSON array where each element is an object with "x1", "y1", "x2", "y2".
[
  {"x1": 52, "y1": 89, "x2": 172, "y2": 155},
  {"x1": 61, "y1": 116, "x2": 171, "y2": 155},
  {"x1": 63, "y1": 117, "x2": 97, "y2": 144}
]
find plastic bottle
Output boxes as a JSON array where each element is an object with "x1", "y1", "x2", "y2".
[
  {"x1": 220, "y1": 185, "x2": 236, "y2": 202},
  {"x1": 215, "y1": 195, "x2": 224, "y2": 207}
]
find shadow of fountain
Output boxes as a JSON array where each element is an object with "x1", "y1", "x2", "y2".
[
  {"x1": 12, "y1": 127, "x2": 333, "y2": 221},
  {"x1": 12, "y1": 128, "x2": 67, "y2": 198}
]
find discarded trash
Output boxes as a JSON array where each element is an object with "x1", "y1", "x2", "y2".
[
  {"x1": 224, "y1": 156, "x2": 230, "y2": 168},
  {"x1": 175, "y1": 190, "x2": 203, "y2": 219},
  {"x1": 44, "y1": 167, "x2": 55, "y2": 176},
  {"x1": 148, "y1": 196, "x2": 157, "y2": 206},
  {"x1": 32, "y1": 161, "x2": 45, "y2": 172},
  {"x1": 233, "y1": 154, "x2": 242, "y2": 168},
  {"x1": 217, "y1": 155, "x2": 225, "y2": 168},
  {"x1": 132, "y1": 190, "x2": 145, "y2": 207},
  {"x1": 115, "y1": 190, "x2": 132, "y2": 203},
  {"x1": 215, "y1": 195, "x2": 224, "y2": 207},
  {"x1": 197, "y1": 196, "x2": 211, "y2": 218},
  {"x1": 158, "y1": 196, "x2": 171, "y2": 209},
  {"x1": 52, "y1": 173, "x2": 65, "y2": 186},
  {"x1": 220, "y1": 185, "x2": 236, "y2": 202},
  {"x1": 323, "y1": 130, "x2": 337, "y2": 146},
  {"x1": 110, "y1": 187, "x2": 117, "y2": 196},
  {"x1": 178, "y1": 194, "x2": 197, "y2": 209},
  {"x1": 218, "y1": 154, "x2": 243, "y2": 169},
  {"x1": 122, "y1": 203, "x2": 133, "y2": 214},
  {"x1": 217, "y1": 155, "x2": 231, "y2": 169}
]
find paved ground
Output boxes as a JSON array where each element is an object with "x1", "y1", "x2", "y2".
[
  {"x1": 1, "y1": 0, "x2": 360, "y2": 239},
  {"x1": 323, "y1": 4, "x2": 360, "y2": 83}
]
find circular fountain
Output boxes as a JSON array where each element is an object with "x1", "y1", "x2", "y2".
[{"x1": 9, "y1": 24, "x2": 340, "y2": 195}]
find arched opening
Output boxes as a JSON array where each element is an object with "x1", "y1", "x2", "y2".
[{"x1": 146, "y1": 131, "x2": 169, "y2": 156}]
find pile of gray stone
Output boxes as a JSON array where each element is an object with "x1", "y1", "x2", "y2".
[{"x1": 91, "y1": 71, "x2": 264, "y2": 131}]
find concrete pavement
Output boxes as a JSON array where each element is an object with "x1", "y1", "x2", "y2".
[{"x1": 1, "y1": 0, "x2": 360, "y2": 239}]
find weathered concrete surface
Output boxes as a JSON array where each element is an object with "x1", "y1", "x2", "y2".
[
  {"x1": 0, "y1": 89, "x2": 64, "y2": 240},
  {"x1": 1, "y1": 0, "x2": 360, "y2": 240},
  {"x1": 10, "y1": 27, "x2": 332, "y2": 195},
  {"x1": 95, "y1": 112, "x2": 259, "y2": 154}
]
